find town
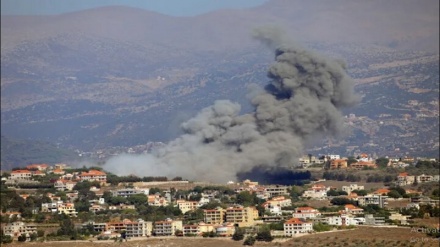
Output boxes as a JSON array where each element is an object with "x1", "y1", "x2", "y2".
[{"x1": 0, "y1": 153, "x2": 439, "y2": 245}]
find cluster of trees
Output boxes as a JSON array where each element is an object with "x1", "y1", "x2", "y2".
[
  {"x1": 232, "y1": 226, "x2": 273, "y2": 246},
  {"x1": 366, "y1": 174, "x2": 394, "y2": 183},
  {"x1": 326, "y1": 189, "x2": 348, "y2": 197}
]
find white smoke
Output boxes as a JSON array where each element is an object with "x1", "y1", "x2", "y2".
[{"x1": 104, "y1": 28, "x2": 361, "y2": 183}]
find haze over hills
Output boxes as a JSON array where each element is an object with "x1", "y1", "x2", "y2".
[{"x1": 1, "y1": 0, "x2": 439, "y2": 164}]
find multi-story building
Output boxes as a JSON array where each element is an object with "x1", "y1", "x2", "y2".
[
  {"x1": 283, "y1": 218, "x2": 313, "y2": 236},
  {"x1": 26, "y1": 164, "x2": 49, "y2": 171},
  {"x1": 262, "y1": 196, "x2": 292, "y2": 215},
  {"x1": 350, "y1": 161, "x2": 377, "y2": 170},
  {"x1": 292, "y1": 207, "x2": 321, "y2": 219},
  {"x1": 57, "y1": 203, "x2": 77, "y2": 217},
  {"x1": 154, "y1": 219, "x2": 183, "y2": 236},
  {"x1": 343, "y1": 204, "x2": 364, "y2": 215},
  {"x1": 215, "y1": 223, "x2": 235, "y2": 237},
  {"x1": 326, "y1": 215, "x2": 365, "y2": 226},
  {"x1": 176, "y1": 200, "x2": 198, "y2": 214},
  {"x1": 183, "y1": 222, "x2": 215, "y2": 236},
  {"x1": 341, "y1": 184, "x2": 364, "y2": 194},
  {"x1": 148, "y1": 195, "x2": 169, "y2": 207},
  {"x1": 204, "y1": 207, "x2": 226, "y2": 224},
  {"x1": 112, "y1": 188, "x2": 149, "y2": 198},
  {"x1": 78, "y1": 170, "x2": 107, "y2": 184},
  {"x1": 10, "y1": 170, "x2": 32, "y2": 180},
  {"x1": 330, "y1": 159, "x2": 348, "y2": 169},
  {"x1": 3, "y1": 221, "x2": 37, "y2": 240},
  {"x1": 396, "y1": 172, "x2": 415, "y2": 186},
  {"x1": 358, "y1": 195, "x2": 388, "y2": 208},
  {"x1": 82, "y1": 221, "x2": 108, "y2": 233},
  {"x1": 225, "y1": 206, "x2": 258, "y2": 227},
  {"x1": 302, "y1": 184, "x2": 329, "y2": 199},
  {"x1": 264, "y1": 185, "x2": 289, "y2": 198},
  {"x1": 41, "y1": 201, "x2": 63, "y2": 213},
  {"x1": 125, "y1": 219, "x2": 153, "y2": 237}
]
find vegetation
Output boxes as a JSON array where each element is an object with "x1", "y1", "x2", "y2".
[{"x1": 243, "y1": 235, "x2": 256, "y2": 246}]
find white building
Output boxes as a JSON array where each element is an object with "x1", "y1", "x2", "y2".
[
  {"x1": 292, "y1": 207, "x2": 321, "y2": 219},
  {"x1": 112, "y1": 188, "x2": 149, "y2": 198},
  {"x1": 3, "y1": 221, "x2": 37, "y2": 240},
  {"x1": 342, "y1": 184, "x2": 364, "y2": 194},
  {"x1": 302, "y1": 184, "x2": 329, "y2": 199},
  {"x1": 176, "y1": 200, "x2": 198, "y2": 214},
  {"x1": 125, "y1": 219, "x2": 153, "y2": 237},
  {"x1": 283, "y1": 218, "x2": 313, "y2": 236},
  {"x1": 10, "y1": 170, "x2": 32, "y2": 180},
  {"x1": 154, "y1": 218, "x2": 183, "y2": 236}
]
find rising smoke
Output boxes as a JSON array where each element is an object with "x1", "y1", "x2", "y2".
[{"x1": 104, "y1": 27, "x2": 360, "y2": 183}]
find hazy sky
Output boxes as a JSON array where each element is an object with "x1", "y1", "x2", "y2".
[{"x1": 1, "y1": 0, "x2": 268, "y2": 16}]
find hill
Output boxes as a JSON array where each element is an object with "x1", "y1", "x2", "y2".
[{"x1": 0, "y1": 135, "x2": 80, "y2": 169}]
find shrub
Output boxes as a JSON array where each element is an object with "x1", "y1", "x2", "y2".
[{"x1": 243, "y1": 235, "x2": 256, "y2": 246}]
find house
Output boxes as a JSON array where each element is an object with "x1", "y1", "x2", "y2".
[
  {"x1": 89, "y1": 204, "x2": 107, "y2": 213},
  {"x1": 148, "y1": 194, "x2": 169, "y2": 207},
  {"x1": 57, "y1": 203, "x2": 77, "y2": 217},
  {"x1": 32, "y1": 170, "x2": 46, "y2": 177},
  {"x1": 78, "y1": 170, "x2": 107, "y2": 184},
  {"x1": 82, "y1": 221, "x2": 108, "y2": 233},
  {"x1": 262, "y1": 196, "x2": 292, "y2": 215},
  {"x1": 52, "y1": 169, "x2": 65, "y2": 175},
  {"x1": 112, "y1": 188, "x2": 149, "y2": 198},
  {"x1": 10, "y1": 170, "x2": 32, "y2": 180},
  {"x1": 330, "y1": 159, "x2": 348, "y2": 169},
  {"x1": 2, "y1": 221, "x2": 37, "y2": 240},
  {"x1": 342, "y1": 184, "x2": 364, "y2": 194},
  {"x1": 302, "y1": 184, "x2": 329, "y2": 199},
  {"x1": 350, "y1": 161, "x2": 377, "y2": 170},
  {"x1": 176, "y1": 200, "x2": 198, "y2": 214},
  {"x1": 396, "y1": 172, "x2": 415, "y2": 186},
  {"x1": 283, "y1": 218, "x2": 313, "y2": 236},
  {"x1": 125, "y1": 219, "x2": 153, "y2": 237},
  {"x1": 183, "y1": 222, "x2": 215, "y2": 236},
  {"x1": 204, "y1": 207, "x2": 226, "y2": 224},
  {"x1": 292, "y1": 207, "x2": 321, "y2": 219},
  {"x1": 358, "y1": 195, "x2": 388, "y2": 208},
  {"x1": 373, "y1": 188, "x2": 390, "y2": 196},
  {"x1": 26, "y1": 164, "x2": 49, "y2": 171},
  {"x1": 264, "y1": 185, "x2": 289, "y2": 198},
  {"x1": 154, "y1": 218, "x2": 183, "y2": 236},
  {"x1": 326, "y1": 215, "x2": 364, "y2": 226},
  {"x1": 417, "y1": 174, "x2": 434, "y2": 183},
  {"x1": 215, "y1": 223, "x2": 236, "y2": 237},
  {"x1": 343, "y1": 204, "x2": 364, "y2": 215},
  {"x1": 225, "y1": 206, "x2": 259, "y2": 227}
]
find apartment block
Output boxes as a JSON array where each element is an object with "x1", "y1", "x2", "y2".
[
  {"x1": 225, "y1": 206, "x2": 258, "y2": 227},
  {"x1": 203, "y1": 207, "x2": 226, "y2": 224},
  {"x1": 176, "y1": 200, "x2": 198, "y2": 214},
  {"x1": 154, "y1": 219, "x2": 183, "y2": 236},
  {"x1": 283, "y1": 218, "x2": 313, "y2": 236},
  {"x1": 3, "y1": 221, "x2": 37, "y2": 240}
]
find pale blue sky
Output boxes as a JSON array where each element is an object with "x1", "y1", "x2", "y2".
[{"x1": 1, "y1": 0, "x2": 268, "y2": 16}]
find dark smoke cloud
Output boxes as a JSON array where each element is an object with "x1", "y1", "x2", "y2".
[{"x1": 104, "y1": 27, "x2": 360, "y2": 183}]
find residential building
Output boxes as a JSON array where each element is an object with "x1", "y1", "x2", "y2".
[
  {"x1": 264, "y1": 185, "x2": 289, "y2": 198},
  {"x1": 82, "y1": 221, "x2": 108, "y2": 233},
  {"x1": 302, "y1": 184, "x2": 329, "y2": 199},
  {"x1": 350, "y1": 161, "x2": 377, "y2": 170},
  {"x1": 3, "y1": 221, "x2": 37, "y2": 240},
  {"x1": 364, "y1": 214, "x2": 385, "y2": 225},
  {"x1": 396, "y1": 172, "x2": 415, "y2": 186},
  {"x1": 154, "y1": 219, "x2": 183, "y2": 236},
  {"x1": 125, "y1": 219, "x2": 153, "y2": 237},
  {"x1": 78, "y1": 170, "x2": 107, "y2": 184},
  {"x1": 262, "y1": 196, "x2": 292, "y2": 215},
  {"x1": 330, "y1": 159, "x2": 348, "y2": 169},
  {"x1": 112, "y1": 188, "x2": 149, "y2": 198},
  {"x1": 176, "y1": 200, "x2": 198, "y2": 214},
  {"x1": 389, "y1": 213, "x2": 410, "y2": 225},
  {"x1": 57, "y1": 203, "x2": 77, "y2": 217},
  {"x1": 225, "y1": 206, "x2": 258, "y2": 227},
  {"x1": 183, "y1": 222, "x2": 215, "y2": 236},
  {"x1": 343, "y1": 204, "x2": 364, "y2": 215},
  {"x1": 358, "y1": 195, "x2": 388, "y2": 208},
  {"x1": 148, "y1": 194, "x2": 169, "y2": 207},
  {"x1": 292, "y1": 207, "x2": 321, "y2": 219},
  {"x1": 26, "y1": 164, "x2": 49, "y2": 171},
  {"x1": 326, "y1": 215, "x2": 364, "y2": 226},
  {"x1": 41, "y1": 201, "x2": 63, "y2": 213},
  {"x1": 10, "y1": 170, "x2": 32, "y2": 180},
  {"x1": 215, "y1": 223, "x2": 235, "y2": 237},
  {"x1": 283, "y1": 218, "x2": 313, "y2": 236},
  {"x1": 204, "y1": 207, "x2": 226, "y2": 224},
  {"x1": 341, "y1": 184, "x2": 364, "y2": 194}
]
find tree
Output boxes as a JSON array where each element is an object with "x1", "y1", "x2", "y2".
[
  {"x1": 375, "y1": 157, "x2": 389, "y2": 168},
  {"x1": 29, "y1": 232, "x2": 38, "y2": 241},
  {"x1": 387, "y1": 190, "x2": 402, "y2": 199},
  {"x1": 243, "y1": 235, "x2": 256, "y2": 246},
  {"x1": 18, "y1": 233, "x2": 27, "y2": 242},
  {"x1": 330, "y1": 197, "x2": 354, "y2": 206},
  {"x1": 255, "y1": 229, "x2": 273, "y2": 242},
  {"x1": 236, "y1": 191, "x2": 257, "y2": 207},
  {"x1": 232, "y1": 227, "x2": 245, "y2": 241},
  {"x1": 127, "y1": 194, "x2": 148, "y2": 205}
]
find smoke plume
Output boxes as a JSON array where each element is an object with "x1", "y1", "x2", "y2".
[{"x1": 104, "y1": 27, "x2": 360, "y2": 183}]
